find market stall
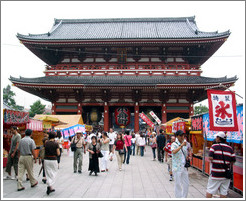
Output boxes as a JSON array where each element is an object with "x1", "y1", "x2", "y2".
[
  {"x1": 3, "y1": 104, "x2": 29, "y2": 167},
  {"x1": 202, "y1": 104, "x2": 243, "y2": 193}
]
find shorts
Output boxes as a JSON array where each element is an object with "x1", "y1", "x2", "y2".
[
  {"x1": 206, "y1": 176, "x2": 230, "y2": 196},
  {"x1": 167, "y1": 157, "x2": 172, "y2": 172}
]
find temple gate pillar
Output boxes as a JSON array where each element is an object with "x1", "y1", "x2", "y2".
[
  {"x1": 189, "y1": 104, "x2": 194, "y2": 117},
  {"x1": 77, "y1": 103, "x2": 82, "y2": 115},
  {"x1": 104, "y1": 102, "x2": 109, "y2": 132},
  {"x1": 161, "y1": 103, "x2": 167, "y2": 123},
  {"x1": 134, "y1": 102, "x2": 139, "y2": 132},
  {"x1": 51, "y1": 102, "x2": 56, "y2": 115}
]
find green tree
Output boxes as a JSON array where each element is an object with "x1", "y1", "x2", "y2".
[
  {"x1": 29, "y1": 100, "x2": 46, "y2": 117},
  {"x1": 3, "y1": 84, "x2": 24, "y2": 110},
  {"x1": 194, "y1": 104, "x2": 209, "y2": 115}
]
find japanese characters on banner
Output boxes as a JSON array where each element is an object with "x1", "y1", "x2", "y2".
[
  {"x1": 26, "y1": 119, "x2": 43, "y2": 131},
  {"x1": 3, "y1": 109, "x2": 29, "y2": 125},
  {"x1": 191, "y1": 116, "x2": 203, "y2": 131},
  {"x1": 203, "y1": 104, "x2": 243, "y2": 143},
  {"x1": 207, "y1": 89, "x2": 238, "y2": 131},
  {"x1": 60, "y1": 124, "x2": 86, "y2": 138},
  {"x1": 139, "y1": 112, "x2": 155, "y2": 128},
  {"x1": 149, "y1": 111, "x2": 161, "y2": 125},
  {"x1": 115, "y1": 107, "x2": 131, "y2": 127},
  {"x1": 177, "y1": 122, "x2": 186, "y2": 133},
  {"x1": 166, "y1": 125, "x2": 173, "y2": 134}
]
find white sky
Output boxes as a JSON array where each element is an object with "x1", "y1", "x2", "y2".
[{"x1": 1, "y1": 1, "x2": 245, "y2": 109}]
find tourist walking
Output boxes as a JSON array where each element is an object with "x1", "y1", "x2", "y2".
[
  {"x1": 44, "y1": 131, "x2": 60, "y2": 195},
  {"x1": 165, "y1": 136, "x2": 176, "y2": 181},
  {"x1": 38, "y1": 137, "x2": 48, "y2": 184},
  {"x1": 108, "y1": 128, "x2": 117, "y2": 154},
  {"x1": 171, "y1": 130, "x2": 189, "y2": 198},
  {"x1": 112, "y1": 133, "x2": 127, "y2": 171},
  {"x1": 157, "y1": 129, "x2": 166, "y2": 162},
  {"x1": 71, "y1": 131, "x2": 86, "y2": 173},
  {"x1": 87, "y1": 136, "x2": 101, "y2": 176},
  {"x1": 138, "y1": 133, "x2": 146, "y2": 157},
  {"x1": 17, "y1": 129, "x2": 38, "y2": 191},
  {"x1": 135, "y1": 131, "x2": 140, "y2": 155},
  {"x1": 206, "y1": 132, "x2": 236, "y2": 198},
  {"x1": 55, "y1": 130, "x2": 64, "y2": 169},
  {"x1": 4, "y1": 126, "x2": 21, "y2": 180},
  {"x1": 149, "y1": 132, "x2": 157, "y2": 160},
  {"x1": 123, "y1": 130, "x2": 132, "y2": 164},
  {"x1": 130, "y1": 133, "x2": 136, "y2": 156},
  {"x1": 99, "y1": 131, "x2": 110, "y2": 172}
]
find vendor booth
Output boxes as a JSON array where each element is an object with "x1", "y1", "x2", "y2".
[
  {"x1": 190, "y1": 104, "x2": 243, "y2": 193},
  {"x1": 3, "y1": 104, "x2": 29, "y2": 167}
]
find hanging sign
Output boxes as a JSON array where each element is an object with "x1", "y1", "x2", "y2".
[
  {"x1": 207, "y1": 89, "x2": 238, "y2": 131},
  {"x1": 172, "y1": 122, "x2": 178, "y2": 133},
  {"x1": 139, "y1": 112, "x2": 155, "y2": 128},
  {"x1": 166, "y1": 125, "x2": 173, "y2": 134},
  {"x1": 177, "y1": 121, "x2": 186, "y2": 133},
  {"x1": 60, "y1": 124, "x2": 86, "y2": 138},
  {"x1": 43, "y1": 121, "x2": 52, "y2": 129},
  {"x1": 3, "y1": 109, "x2": 29, "y2": 125},
  {"x1": 26, "y1": 119, "x2": 43, "y2": 131},
  {"x1": 115, "y1": 107, "x2": 131, "y2": 127},
  {"x1": 191, "y1": 116, "x2": 203, "y2": 131},
  {"x1": 149, "y1": 111, "x2": 161, "y2": 125}
]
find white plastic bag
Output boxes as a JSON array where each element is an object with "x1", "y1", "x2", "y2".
[{"x1": 109, "y1": 152, "x2": 114, "y2": 161}]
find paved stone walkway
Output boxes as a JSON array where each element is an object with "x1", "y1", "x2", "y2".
[{"x1": 2, "y1": 146, "x2": 243, "y2": 198}]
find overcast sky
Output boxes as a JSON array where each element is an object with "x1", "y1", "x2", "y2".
[{"x1": 1, "y1": 1, "x2": 245, "y2": 109}]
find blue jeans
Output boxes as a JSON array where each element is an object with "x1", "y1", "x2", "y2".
[
  {"x1": 131, "y1": 143, "x2": 135, "y2": 155},
  {"x1": 123, "y1": 146, "x2": 131, "y2": 164},
  {"x1": 140, "y1": 146, "x2": 145, "y2": 156},
  {"x1": 152, "y1": 148, "x2": 156, "y2": 159}
]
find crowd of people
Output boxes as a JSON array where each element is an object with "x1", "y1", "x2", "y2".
[{"x1": 4, "y1": 126, "x2": 236, "y2": 198}]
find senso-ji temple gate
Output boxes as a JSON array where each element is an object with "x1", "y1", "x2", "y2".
[{"x1": 10, "y1": 17, "x2": 237, "y2": 132}]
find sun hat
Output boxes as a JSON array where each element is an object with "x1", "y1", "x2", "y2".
[{"x1": 214, "y1": 131, "x2": 226, "y2": 139}]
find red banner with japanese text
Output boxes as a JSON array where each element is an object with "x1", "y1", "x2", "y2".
[
  {"x1": 139, "y1": 112, "x2": 155, "y2": 128},
  {"x1": 166, "y1": 125, "x2": 173, "y2": 134},
  {"x1": 191, "y1": 116, "x2": 203, "y2": 131},
  {"x1": 207, "y1": 89, "x2": 238, "y2": 131},
  {"x1": 3, "y1": 109, "x2": 29, "y2": 125},
  {"x1": 177, "y1": 121, "x2": 186, "y2": 133}
]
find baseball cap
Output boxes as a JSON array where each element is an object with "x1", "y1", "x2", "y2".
[
  {"x1": 214, "y1": 131, "x2": 226, "y2": 139},
  {"x1": 175, "y1": 130, "x2": 184, "y2": 136}
]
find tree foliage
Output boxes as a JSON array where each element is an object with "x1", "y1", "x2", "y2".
[
  {"x1": 194, "y1": 104, "x2": 209, "y2": 115},
  {"x1": 3, "y1": 85, "x2": 24, "y2": 111},
  {"x1": 29, "y1": 100, "x2": 46, "y2": 117}
]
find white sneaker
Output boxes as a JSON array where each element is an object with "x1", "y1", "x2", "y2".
[{"x1": 4, "y1": 175, "x2": 14, "y2": 180}]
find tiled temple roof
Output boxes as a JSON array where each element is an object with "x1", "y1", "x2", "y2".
[{"x1": 17, "y1": 17, "x2": 230, "y2": 41}]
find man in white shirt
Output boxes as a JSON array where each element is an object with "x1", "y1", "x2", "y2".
[{"x1": 108, "y1": 128, "x2": 117, "y2": 154}]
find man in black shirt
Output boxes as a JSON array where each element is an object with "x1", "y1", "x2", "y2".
[{"x1": 156, "y1": 129, "x2": 166, "y2": 162}]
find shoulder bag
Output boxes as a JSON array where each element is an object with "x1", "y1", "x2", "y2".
[
  {"x1": 219, "y1": 143, "x2": 233, "y2": 179},
  {"x1": 71, "y1": 138, "x2": 79, "y2": 152},
  {"x1": 176, "y1": 142, "x2": 191, "y2": 168}
]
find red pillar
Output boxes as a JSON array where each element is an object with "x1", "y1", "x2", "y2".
[
  {"x1": 51, "y1": 102, "x2": 56, "y2": 115},
  {"x1": 104, "y1": 102, "x2": 109, "y2": 132},
  {"x1": 161, "y1": 103, "x2": 167, "y2": 123},
  {"x1": 134, "y1": 102, "x2": 139, "y2": 132},
  {"x1": 189, "y1": 104, "x2": 194, "y2": 117},
  {"x1": 77, "y1": 103, "x2": 82, "y2": 115}
]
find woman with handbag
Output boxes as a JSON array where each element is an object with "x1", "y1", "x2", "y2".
[
  {"x1": 99, "y1": 131, "x2": 110, "y2": 172},
  {"x1": 112, "y1": 133, "x2": 127, "y2": 171},
  {"x1": 149, "y1": 132, "x2": 157, "y2": 160},
  {"x1": 87, "y1": 136, "x2": 101, "y2": 176}
]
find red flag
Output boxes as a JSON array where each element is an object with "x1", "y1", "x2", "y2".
[{"x1": 207, "y1": 89, "x2": 238, "y2": 131}]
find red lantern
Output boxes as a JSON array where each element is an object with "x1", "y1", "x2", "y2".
[{"x1": 115, "y1": 107, "x2": 131, "y2": 127}]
